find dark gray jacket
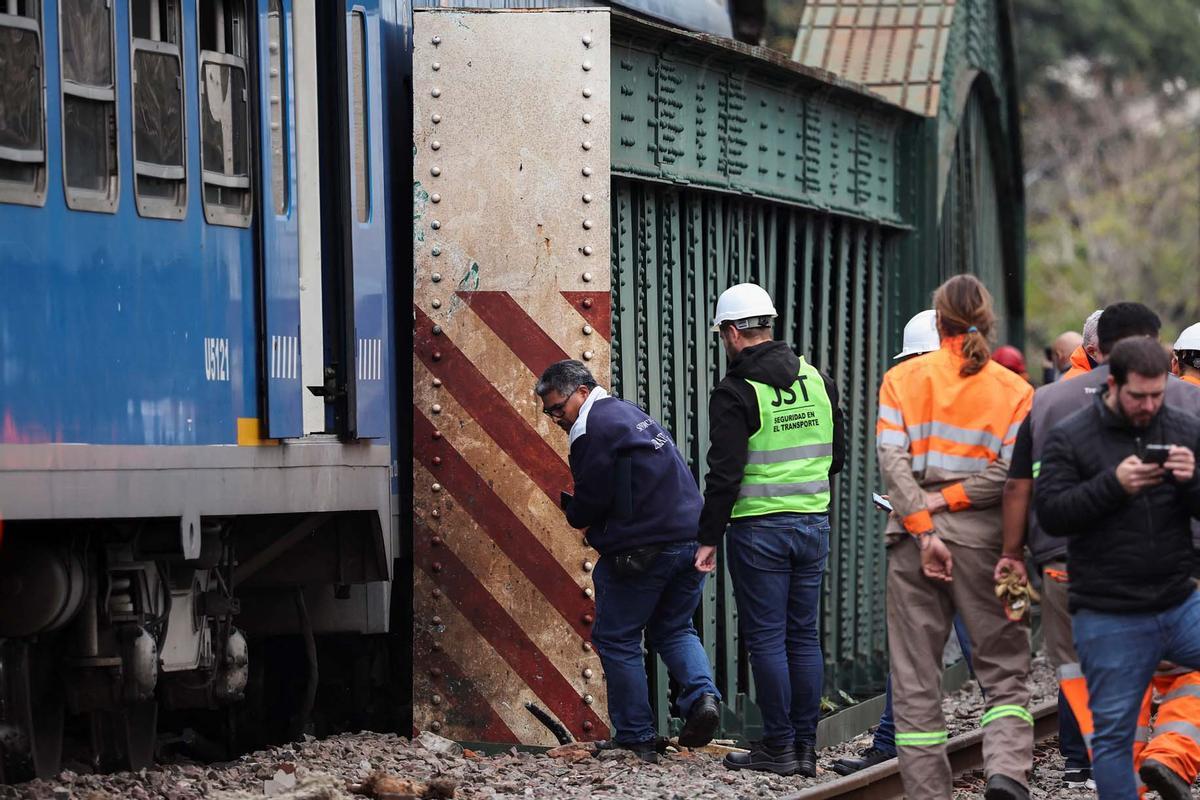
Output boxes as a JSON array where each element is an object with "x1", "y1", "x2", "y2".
[{"x1": 1026, "y1": 367, "x2": 1200, "y2": 566}]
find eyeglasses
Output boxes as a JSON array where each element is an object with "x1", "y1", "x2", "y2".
[{"x1": 542, "y1": 385, "x2": 581, "y2": 418}]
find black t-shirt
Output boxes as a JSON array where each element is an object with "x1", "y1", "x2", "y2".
[{"x1": 1008, "y1": 416, "x2": 1034, "y2": 480}]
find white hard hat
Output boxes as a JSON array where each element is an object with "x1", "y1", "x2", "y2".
[
  {"x1": 711, "y1": 283, "x2": 777, "y2": 332},
  {"x1": 1175, "y1": 322, "x2": 1200, "y2": 352},
  {"x1": 893, "y1": 309, "x2": 939, "y2": 360}
]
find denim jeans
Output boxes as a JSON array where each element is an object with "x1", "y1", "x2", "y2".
[
  {"x1": 1073, "y1": 590, "x2": 1200, "y2": 798},
  {"x1": 727, "y1": 512, "x2": 830, "y2": 746},
  {"x1": 591, "y1": 540, "x2": 720, "y2": 744},
  {"x1": 874, "y1": 614, "x2": 975, "y2": 755}
]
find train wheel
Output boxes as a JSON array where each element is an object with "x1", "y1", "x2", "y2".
[
  {"x1": 2, "y1": 640, "x2": 65, "y2": 780},
  {"x1": 122, "y1": 700, "x2": 158, "y2": 771}
]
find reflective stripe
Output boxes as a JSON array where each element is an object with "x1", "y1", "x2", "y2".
[
  {"x1": 879, "y1": 404, "x2": 904, "y2": 426},
  {"x1": 1058, "y1": 663, "x2": 1085, "y2": 681},
  {"x1": 1032, "y1": 460, "x2": 1041, "y2": 478},
  {"x1": 1160, "y1": 684, "x2": 1200, "y2": 704},
  {"x1": 905, "y1": 420, "x2": 1003, "y2": 454},
  {"x1": 1082, "y1": 732, "x2": 1094, "y2": 749},
  {"x1": 911, "y1": 452, "x2": 993, "y2": 473},
  {"x1": 896, "y1": 733, "x2": 948, "y2": 746},
  {"x1": 738, "y1": 480, "x2": 831, "y2": 499},
  {"x1": 1001, "y1": 443, "x2": 1014, "y2": 459},
  {"x1": 1152, "y1": 720, "x2": 1200, "y2": 743},
  {"x1": 746, "y1": 443, "x2": 835, "y2": 465},
  {"x1": 1006, "y1": 421, "x2": 1023, "y2": 442},
  {"x1": 1136, "y1": 725, "x2": 1151, "y2": 743},
  {"x1": 981, "y1": 705, "x2": 1034, "y2": 726},
  {"x1": 876, "y1": 429, "x2": 909, "y2": 449}
]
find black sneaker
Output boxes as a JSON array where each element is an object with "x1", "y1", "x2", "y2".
[
  {"x1": 678, "y1": 694, "x2": 720, "y2": 748},
  {"x1": 594, "y1": 738, "x2": 659, "y2": 764},
  {"x1": 1139, "y1": 759, "x2": 1192, "y2": 800},
  {"x1": 723, "y1": 741, "x2": 800, "y2": 776},
  {"x1": 830, "y1": 745, "x2": 895, "y2": 776},
  {"x1": 794, "y1": 741, "x2": 817, "y2": 778},
  {"x1": 1062, "y1": 766, "x2": 1095, "y2": 790},
  {"x1": 984, "y1": 773, "x2": 1030, "y2": 800}
]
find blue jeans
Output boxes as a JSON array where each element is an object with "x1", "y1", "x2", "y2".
[
  {"x1": 591, "y1": 540, "x2": 720, "y2": 744},
  {"x1": 1073, "y1": 590, "x2": 1200, "y2": 798},
  {"x1": 727, "y1": 513, "x2": 830, "y2": 746},
  {"x1": 874, "y1": 614, "x2": 975, "y2": 754}
]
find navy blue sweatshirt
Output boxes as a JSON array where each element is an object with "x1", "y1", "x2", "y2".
[{"x1": 563, "y1": 391, "x2": 702, "y2": 555}]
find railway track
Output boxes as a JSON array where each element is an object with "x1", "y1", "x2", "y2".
[{"x1": 781, "y1": 699, "x2": 1060, "y2": 800}]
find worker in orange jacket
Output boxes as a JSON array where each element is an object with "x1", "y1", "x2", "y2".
[
  {"x1": 1061, "y1": 310, "x2": 1103, "y2": 381},
  {"x1": 877, "y1": 275, "x2": 1035, "y2": 800}
]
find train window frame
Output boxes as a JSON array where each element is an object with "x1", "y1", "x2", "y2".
[
  {"x1": 0, "y1": 1, "x2": 49, "y2": 208},
  {"x1": 197, "y1": 0, "x2": 252, "y2": 228},
  {"x1": 58, "y1": 0, "x2": 119, "y2": 213},
  {"x1": 129, "y1": 0, "x2": 188, "y2": 220},
  {"x1": 266, "y1": 0, "x2": 287, "y2": 216},
  {"x1": 349, "y1": 7, "x2": 368, "y2": 224}
]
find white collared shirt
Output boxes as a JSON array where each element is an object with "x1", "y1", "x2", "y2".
[{"x1": 569, "y1": 386, "x2": 609, "y2": 446}]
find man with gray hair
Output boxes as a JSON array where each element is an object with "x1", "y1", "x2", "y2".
[
  {"x1": 1061, "y1": 310, "x2": 1103, "y2": 381},
  {"x1": 536, "y1": 360, "x2": 720, "y2": 761}
]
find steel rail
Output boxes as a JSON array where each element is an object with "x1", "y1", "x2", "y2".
[{"x1": 781, "y1": 698, "x2": 1059, "y2": 800}]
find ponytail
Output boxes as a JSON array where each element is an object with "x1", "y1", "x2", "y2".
[{"x1": 933, "y1": 275, "x2": 996, "y2": 377}]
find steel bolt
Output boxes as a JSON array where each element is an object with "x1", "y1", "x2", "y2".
[
  {"x1": 431, "y1": 404, "x2": 442, "y2": 414},
  {"x1": 582, "y1": 613, "x2": 593, "y2": 625},
  {"x1": 432, "y1": 351, "x2": 442, "y2": 361},
  {"x1": 431, "y1": 720, "x2": 442, "y2": 731},
  {"x1": 583, "y1": 668, "x2": 594, "y2": 679},
  {"x1": 583, "y1": 219, "x2": 593, "y2": 230},
  {"x1": 431, "y1": 193, "x2": 441, "y2": 203},
  {"x1": 431, "y1": 562, "x2": 443, "y2": 573},
  {"x1": 432, "y1": 247, "x2": 442, "y2": 256},
  {"x1": 583, "y1": 586, "x2": 594, "y2": 598},
  {"x1": 432, "y1": 455, "x2": 442, "y2": 465},
  {"x1": 431, "y1": 272, "x2": 442, "y2": 282},
  {"x1": 431, "y1": 220, "x2": 441, "y2": 230},
  {"x1": 583, "y1": 324, "x2": 593, "y2": 335},
  {"x1": 582, "y1": 272, "x2": 593, "y2": 282},
  {"x1": 432, "y1": 615, "x2": 443, "y2": 625},
  {"x1": 430, "y1": 667, "x2": 443, "y2": 678},
  {"x1": 582, "y1": 34, "x2": 592, "y2": 46},
  {"x1": 582, "y1": 642, "x2": 593, "y2": 652},
  {"x1": 431, "y1": 166, "x2": 441, "y2": 176},
  {"x1": 431, "y1": 508, "x2": 440, "y2": 518},
  {"x1": 583, "y1": 694, "x2": 594, "y2": 705},
  {"x1": 431, "y1": 536, "x2": 442, "y2": 547},
  {"x1": 431, "y1": 694, "x2": 443, "y2": 705},
  {"x1": 432, "y1": 113, "x2": 442, "y2": 124},
  {"x1": 583, "y1": 192, "x2": 593, "y2": 203},
  {"x1": 432, "y1": 62, "x2": 441, "y2": 71},
  {"x1": 583, "y1": 60, "x2": 592, "y2": 71},
  {"x1": 583, "y1": 350, "x2": 594, "y2": 361},
  {"x1": 432, "y1": 430, "x2": 442, "y2": 439},
  {"x1": 432, "y1": 324, "x2": 442, "y2": 335},
  {"x1": 431, "y1": 299, "x2": 442, "y2": 309},
  {"x1": 432, "y1": 483, "x2": 442, "y2": 492},
  {"x1": 432, "y1": 35, "x2": 441, "y2": 45},
  {"x1": 582, "y1": 140, "x2": 592, "y2": 151},
  {"x1": 582, "y1": 560, "x2": 593, "y2": 572},
  {"x1": 582, "y1": 166, "x2": 593, "y2": 177},
  {"x1": 431, "y1": 88, "x2": 441, "y2": 98},
  {"x1": 583, "y1": 720, "x2": 594, "y2": 732},
  {"x1": 431, "y1": 141, "x2": 441, "y2": 151},
  {"x1": 431, "y1": 588, "x2": 442, "y2": 598},
  {"x1": 582, "y1": 297, "x2": 594, "y2": 308},
  {"x1": 432, "y1": 377, "x2": 442, "y2": 386},
  {"x1": 582, "y1": 113, "x2": 593, "y2": 124},
  {"x1": 582, "y1": 87, "x2": 593, "y2": 98},
  {"x1": 582, "y1": 245, "x2": 594, "y2": 256}
]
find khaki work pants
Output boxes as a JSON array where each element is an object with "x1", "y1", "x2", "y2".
[
  {"x1": 1040, "y1": 560, "x2": 1077, "y2": 669},
  {"x1": 887, "y1": 538, "x2": 1033, "y2": 798}
]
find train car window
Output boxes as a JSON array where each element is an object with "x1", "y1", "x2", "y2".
[
  {"x1": 60, "y1": 0, "x2": 118, "y2": 212},
  {"x1": 349, "y1": 9, "x2": 367, "y2": 223},
  {"x1": 0, "y1": 0, "x2": 47, "y2": 207},
  {"x1": 130, "y1": 0, "x2": 187, "y2": 220},
  {"x1": 198, "y1": 0, "x2": 252, "y2": 227},
  {"x1": 266, "y1": 0, "x2": 286, "y2": 215}
]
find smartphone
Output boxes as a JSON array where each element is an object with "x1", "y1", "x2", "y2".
[
  {"x1": 1142, "y1": 444, "x2": 1173, "y2": 466},
  {"x1": 872, "y1": 492, "x2": 893, "y2": 513}
]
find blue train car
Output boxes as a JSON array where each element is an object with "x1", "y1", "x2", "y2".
[{"x1": 0, "y1": 0, "x2": 404, "y2": 778}]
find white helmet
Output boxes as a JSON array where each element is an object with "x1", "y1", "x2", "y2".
[
  {"x1": 1175, "y1": 322, "x2": 1200, "y2": 353},
  {"x1": 711, "y1": 283, "x2": 777, "y2": 332},
  {"x1": 893, "y1": 309, "x2": 939, "y2": 360}
]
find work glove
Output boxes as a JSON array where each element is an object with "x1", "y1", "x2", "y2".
[{"x1": 995, "y1": 568, "x2": 1039, "y2": 622}]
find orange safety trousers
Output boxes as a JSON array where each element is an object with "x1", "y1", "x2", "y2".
[{"x1": 1059, "y1": 668, "x2": 1200, "y2": 795}]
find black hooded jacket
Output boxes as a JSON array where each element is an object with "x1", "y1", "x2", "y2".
[{"x1": 698, "y1": 341, "x2": 845, "y2": 546}]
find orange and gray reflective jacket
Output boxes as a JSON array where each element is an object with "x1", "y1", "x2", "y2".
[{"x1": 876, "y1": 337, "x2": 1033, "y2": 546}]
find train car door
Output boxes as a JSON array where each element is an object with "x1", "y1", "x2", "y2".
[{"x1": 258, "y1": 0, "x2": 303, "y2": 437}]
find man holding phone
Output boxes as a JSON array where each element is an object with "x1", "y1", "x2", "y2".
[{"x1": 1036, "y1": 337, "x2": 1200, "y2": 798}]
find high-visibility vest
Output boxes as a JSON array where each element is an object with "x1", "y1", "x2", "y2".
[{"x1": 732, "y1": 358, "x2": 835, "y2": 518}]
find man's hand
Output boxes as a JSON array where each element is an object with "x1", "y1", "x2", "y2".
[
  {"x1": 694, "y1": 544, "x2": 717, "y2": 573},
  {"x1": 924, "y1": 491, "x2": 949, "y2": 514},
  {"x1": 1164, "y1": 445, "x2": 1196, "y2": 483},
  {"x1": 994, "y1": 555, "x2": 1028, "y2": 585},
  {"x1": 919, "y1": 534, "x2": 953, "y2": 583},
  {"x1": 1115, "y1": 455, "x2": 1164, "y2": 494}
]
